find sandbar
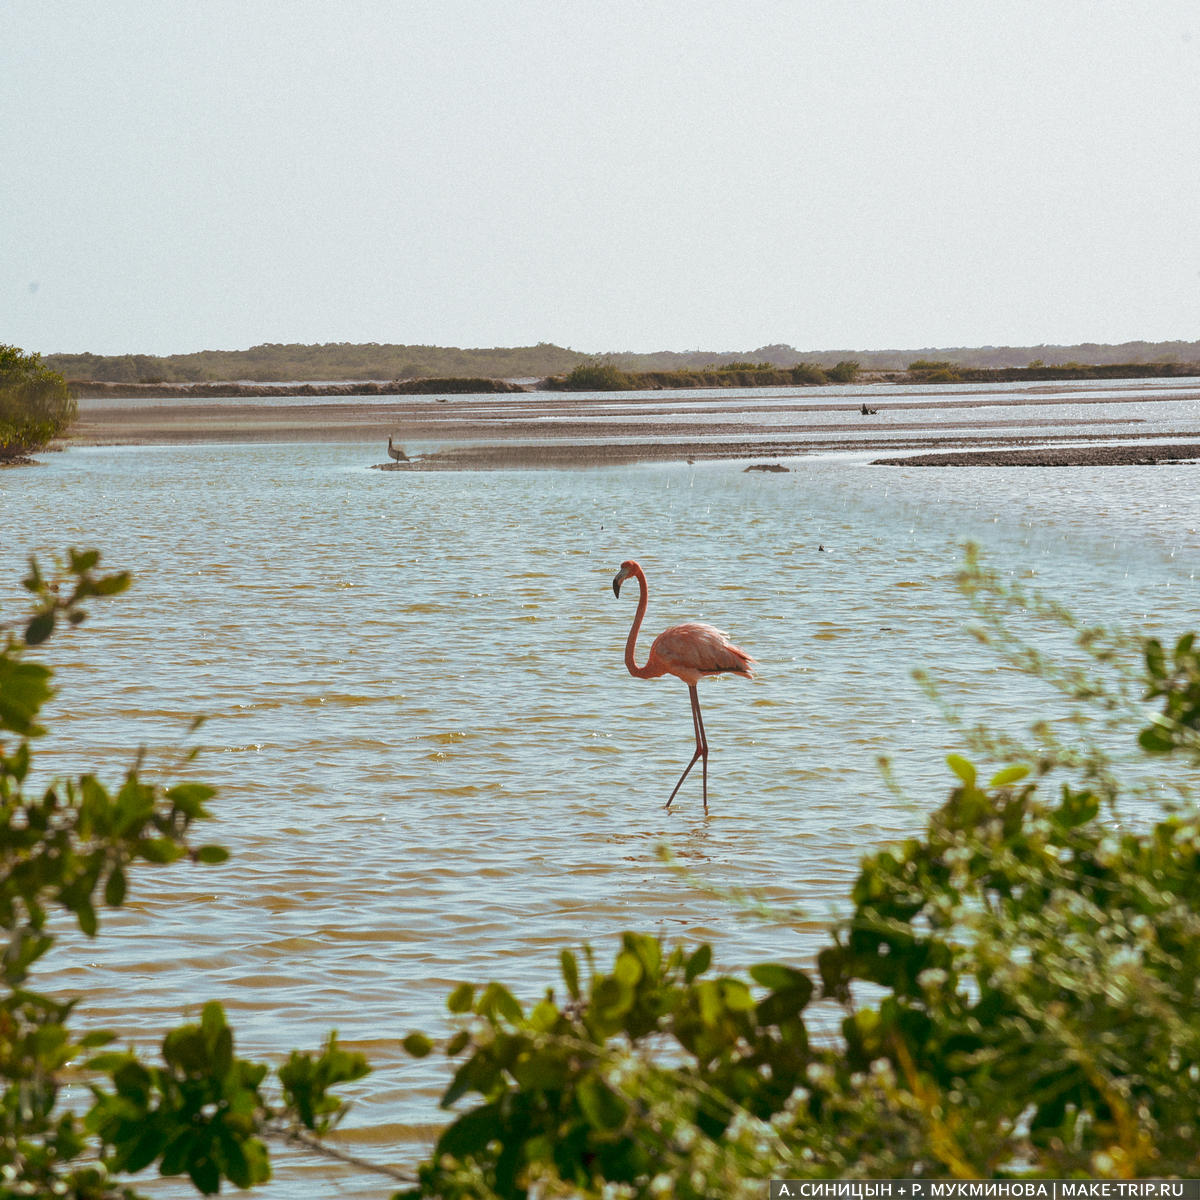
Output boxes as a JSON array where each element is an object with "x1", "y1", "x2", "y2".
[{"x1": 64, "y1": 385, "x2": 1200, "y2": 469}]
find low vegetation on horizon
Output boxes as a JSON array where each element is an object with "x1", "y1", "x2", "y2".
[
  {"x1": 42, "y1": 337, "x2": 1200, "y2": 386},
  {"x1": 542, "y1": 360, "x2": 862, "y2": 391}
]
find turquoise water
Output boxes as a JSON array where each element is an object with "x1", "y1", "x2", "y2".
[{"x1": 2, "y1": 426, "x2": 1199, "y2": 1195}]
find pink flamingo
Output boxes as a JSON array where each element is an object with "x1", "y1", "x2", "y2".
[{"x1": 612, "y1": 559, "x2": 754, "y2": 809}]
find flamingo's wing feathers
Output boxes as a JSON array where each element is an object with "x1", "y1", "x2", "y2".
[{"x1": 650, "y1": 623, "x2": 755, "y2": 680}]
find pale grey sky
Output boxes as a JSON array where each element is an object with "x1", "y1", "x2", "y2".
[{"x1": 3, "y1": 1, "x2": 1199, "y2": 357}]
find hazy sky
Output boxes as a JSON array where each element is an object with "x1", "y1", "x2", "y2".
[{"x1": 3, "y1": 1, "x2": 1199, "y2": 357}]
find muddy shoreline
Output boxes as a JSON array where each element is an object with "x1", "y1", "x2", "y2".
[
  {"x1": 872, "y1": 442, "x2": 1200, "y2": 467},
  {"x1": 63, "y1": 386, "x2": 1200, "y2": 469}
]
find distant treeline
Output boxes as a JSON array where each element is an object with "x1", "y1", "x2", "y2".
[
  {"x1": 904, "y1": 359, "x2": 1200, "y2": 383},
  {"x1": 63, "y1": 359, "x2": 1200, "y2": 400},
  {"x1": 47, "y1": 342, "x2": 583, "y2": 385},
  {"x1": 602, "y1": 339, "x2": 1200, "y2": 374},
  {"x1": 541, "y1": 361, "x2": 861, "y2": 390},
  {"x1": 540, "y1": 358, "x2": 1200, "y2": 391},
  {"x1": 69, "y1": 377, "x2": 524, "y2": 399},
  {"x1": 43, "y1": 337, "x2": 1200, "y2": 386}
]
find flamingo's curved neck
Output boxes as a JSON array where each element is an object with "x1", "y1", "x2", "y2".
[{"x1": 625, "y1": 565, "x2": 657, "y2": 679}]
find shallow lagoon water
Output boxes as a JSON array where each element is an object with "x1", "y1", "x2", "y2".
[{"x1": 2, "y1": 426, "x2": 1199, "y2": 1195}]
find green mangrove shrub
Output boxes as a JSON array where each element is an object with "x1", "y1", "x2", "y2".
[
  {"x1": 0, "y1": 345, "x2": 76, "y2": 461},
  {"x1": 543, "y1": 360, "x2": 857, "y2": 391},
  {"x1": 826, "y1": 359, "x2": 861, "y2": 383},
  {"x1": 401, "y1": 757, "x2": 1200, "y2": 1195},
  {"x1": 789, "y1": 363, "x2": 829, "y2": 385},
  {"x1": 553, "y1": 363, "x2": 635, "y2": 390}
]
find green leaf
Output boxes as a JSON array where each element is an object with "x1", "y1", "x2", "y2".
[
  {"x1": 1055, "y1": 786, "x2": 1100, "y2": 828},
  {"x1": 403, "y1": 1033, "x2": 433, "y2": 1058},
  {"x1": 164, "y1": 1027, "x2": 207, "y2": 1074},
  {"x1": 218, "y1": 1131, "x2": 253, "y2": 1189},
  {"x1": 201, "y1": 1003, "x2": 233, "y2": 1075},
  {"x1": 68, "y1": 548, "x2": 102, "y2": 574},
  {"x1": 436, "y1": 1103, "x2": 501, "y2": 1157},
  {"x1": 0, "y1": 658, "x2": 54, "y2": 735},
  {"x1": 684, "y1": 944, "x2": 712, "y2": 982},
  {"x1": 22, "y1": 557, "x2": 45, "y2": 594},
  {"x1": 1174, "y1": 631, "x2": 1195, "y2": 662},
  {"x1": 229, "y1": 1135, "x2": 270, "y2": 1188},
  {"x1": 577, "y1": 1076, "x2": 628, "y2": 1131},
  {"x1": 195, "y1": 845, "x2": 230, "y2": 864},
  {"x1": 76, "y1": 900, "x2": 98, "y2": 937},
  {"x1": 447, "y1": 983, "x2": 475, "y2": 1014},
  {"x1": 1139, "y1": 722, "x2": 1175, "y2": 754},
  {"x1": 512, "y1": 1048, "x2": 568, "y2": 1091},
  {"x1": 560, "y1": 948, "x2": 580, "y2": 999},
  {"x1": 217, "y1": 1130, "x2": 269, "y2": 1189},
  {"x1": 167, "y1": 782, "x2": 217, "y2": 817},
  {"x1": 159, "y1": 1128, "x2": 198, "y2": 1177},
  {"x1": 120, "y1": 1124, "x2": 168, "y2": 1175},
  {"x1": 188, "y1": 1152, "x2": 221, "y2": 1196},
  {"x1": 697, "y1": 980, "x2": 723, "y2": 1027},
  {"x1": 25, "y1": 610, "x2": 56, "y2": 646},
  {"x1": 749, "y1": 962, "x2": 808, "y2": 991},
  {"x1": 590, "y1": 976, "x2": 631, "y2": 1022},
  {"x1": 85, "y1": 1051, "x2": 133, "y2": 1072},
  {"x1": 89, "y1": 570, "x2": 132, "y2": 597},
  {"x1": 757, "y1": 982, "x2": 815, "y2": 1027},
  {"x1": 719, "y1": 980, "x2": 755, "y2": 1012},
  {"x1": 613, "y1": 951, "x2": 642, "y2": 987},
  {"x1": 989, "y1": 763, "x2": 1031, "y2": 787},
  {"x1": 442, "y1": 1053, "x2": 499, "y2": 1108},
  {"x1": 4, "y1": 740, "x2": 31, "y2": 781},
  {"x1": 946, "y1": 753, "x2": 976, "y2": 787},
  {"x1": 103, "y1": 864, "x2": 127, "y2": 907},
  {"x1": 480, "y1": 982, "x2": 523, "y2": 1024},
  {"x1": 1144, "y1": 637, "x2": 1166, "y2": 679},
  {"x1": 137, "y1": 838, "x2": 184, "y2": 864},
  {"x1": 623, "y1": 932, "x2": 662, "y2": 975}
]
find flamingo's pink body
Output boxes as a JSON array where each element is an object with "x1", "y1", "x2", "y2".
[{"x1": 612, "y1": 559, "x2": 754, "y2": 808}]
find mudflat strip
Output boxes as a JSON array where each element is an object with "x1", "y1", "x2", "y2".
[{"x1": 65, "y1": 387, "x2": 1200, "y2": 468}]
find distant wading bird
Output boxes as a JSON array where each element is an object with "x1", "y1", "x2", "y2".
[
  {"x1": 387, "y1": 437, "x2": 409, "y2": 463},
  {"x1": 612, "y1": 560, "x2": 754, "y2": 809}
]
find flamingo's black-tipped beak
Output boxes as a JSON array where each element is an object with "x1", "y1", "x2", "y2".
[{"x1": 613, "y1": 561, "x2": 639, "y2": 598}]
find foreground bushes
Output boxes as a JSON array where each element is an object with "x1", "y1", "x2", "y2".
[
  {"x1": 402, "y1": 765, "x2": 1199, "y2": 1194},
  {"x1": 0, "y1": 344, "x2": 76, "y2": 460}
]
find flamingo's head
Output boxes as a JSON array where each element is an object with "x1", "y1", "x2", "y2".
[{"x1": 612, "y1": 560, "x2": 639, "y2": 598}]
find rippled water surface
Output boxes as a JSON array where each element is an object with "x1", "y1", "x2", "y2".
[{"x1": 3, "y1": 415, "x2": 1200, "y2": 1195}]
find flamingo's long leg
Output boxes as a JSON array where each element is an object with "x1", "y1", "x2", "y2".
[
  {"x1": 666, "y1": 685, "x2": 709, "y2": 810},
  {"x1": 665, "y1": 751, "x2": 701, "y2": 808},
  {"x1": 692, "y1": 686, "x2": 710, "y2": 809}
]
